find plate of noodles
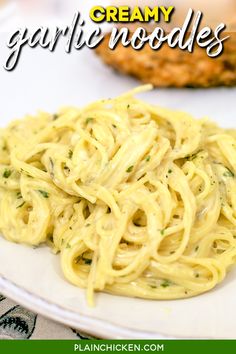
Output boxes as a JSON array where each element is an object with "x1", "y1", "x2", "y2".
[{"x1": 0, "y1": 41, "x2": 236, "y2": 338}]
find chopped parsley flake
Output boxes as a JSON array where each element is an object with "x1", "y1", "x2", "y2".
[
  {"x1": 68, "y1": 150, "x2": 73, "y2": 159},
  {"x1": 17, "y1": 201, "x2": 25, "y2": 209},
  {"x1": 168, "y1": 169, "x2": 172, "y2": 174},
  {"x1": 16, "y1": 192, "x2": 22, "y2": 199},
  {"x1": 52, "y1": 114, "x2": 58, "y2": 120},
  {"x1": 126, "y1": 166, "x2": 134, "y2": 173},
  {"x1": 223, "y1": 167, "x2": 234, "y2": 178},
  {"x1": 75, "y1": 254, "x2": 92, "y2": 265},
  {"x1": 185, "y1": 150, "x2": 203, "y2": 161},
  {"x1": 49, "y1": 158, "x2": 54, "y2": 168},
  {"x1": 38, "y1": 190, "x2": 49, "y2": 198},
  {"x1": 195, "y1": 245, "x2": 199, "y2": 252},
  {"x1": 161, "y1": 280, "x2": 171, "y2": 288},
  {"x1": 85, "y1": 117, "x2": 94, "y2": 125},
  {"x1": 84, "y1": 258, "x2": 92, "y2": 265},
  {"x1": 160, "y1": 229, "x2": 165, "y2": 236},
  {"x1": 3, "y1": 169, "x2": 12, "y2": 178},
  {"x1": 49, "y1": 157, "x2": 54, "y2": 178},
  {"x1": 146, "y1": 156, "x2": 151, "y2": 162}
]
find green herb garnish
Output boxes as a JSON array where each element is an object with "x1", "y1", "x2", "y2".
[
  {"x1": 126, "y1": 166, "x2": 134, "y2": 173},
  {"x1": 223, "y1": 167, "x2": 234, "y2": 178},
  {"x1": 161, "y1": 280, "x2": 171, "y2": 288},
  {"x1": 52, "y1": 114, "x2": 58, "y2": 120},
  {"x1": 195, "y1": 245, "x2": 199, "y2": 252},
  {"x1": 185, "y1": 150, "x2": 203, "y2": 161},
  {"x1": 3, "y1": 169, "x2": 12, "y2": 178},
  {"x1": 84, "y1": 258, "x2": 92, "y2": 265},
  {"x1": 49, "y1": 157, "x2": 54, "y2": 178},
  {"x1": 16, "y1": 201, "x2": 25, "y2": 209},
  {"x1": 146, "y1": 156, "x2": 151, "y2": 162},
  {"x1": 75, "y1": 255, "x2": 92, "y2": 265},
  {"x1": 168, "y1": 169, "x2": 172, "y2": 174},
  {"x1": 66, "y1": 243, "x2": 71, "y2": 249},
  {"x1": 85, "y1": 117, "x2": 94, "y2": 125},
  {"x1": 49, "y1": 158, "x2": 54, "y2": 168},
  {"x1": 68, "y1": 150, "x2": 73, "y2": 159},
  {"x1": 38, "y1": 190, "x2": 49, "y2": 198},
  {"x1": 160, "y1": 229, "x2": 165, "y2": 236},
  {"x1": 16, "y1": 192, "x2": 22, "y2": 199}
]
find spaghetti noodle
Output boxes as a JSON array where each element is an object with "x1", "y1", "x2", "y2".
[{"x1": 0, "y1": 86, "x2": 236, "y2": 305}]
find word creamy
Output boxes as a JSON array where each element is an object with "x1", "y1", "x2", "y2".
[
  {"x1": 4, "y1": 9, "x2": 229, "y2": 71},
  {"x1": 90, "y1": 5, "x2": 175, "y2": 23}
]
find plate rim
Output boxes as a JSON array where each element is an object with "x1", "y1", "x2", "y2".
[{"x1": 0, "y1": 275, "x2": 174, "y2": 339}]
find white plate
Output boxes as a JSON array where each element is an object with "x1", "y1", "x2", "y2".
[{"x1": 0, "y1": 33, "x2": 236, "y2": 339}]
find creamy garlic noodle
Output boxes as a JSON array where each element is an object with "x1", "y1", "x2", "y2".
[{"x1": 1, "y1": 86, "x2": 236, "y2": 305}]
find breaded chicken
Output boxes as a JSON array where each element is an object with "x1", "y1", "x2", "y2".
[{"x1": 96, "y1": 33, "x2": 236, "y2": 88}]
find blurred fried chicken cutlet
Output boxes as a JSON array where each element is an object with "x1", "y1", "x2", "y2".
[{"x1": 96, "y1": 32, "x2": 236, "y2": 88}]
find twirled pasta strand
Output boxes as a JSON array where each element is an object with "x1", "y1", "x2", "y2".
[{"x1": 0, "y1": 86, "x2": 236, "y2": 305}]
